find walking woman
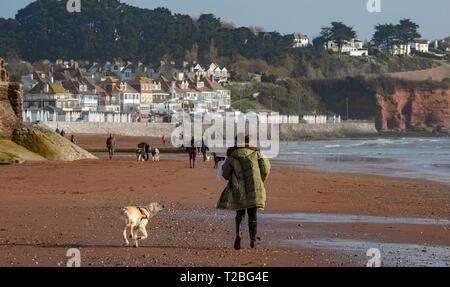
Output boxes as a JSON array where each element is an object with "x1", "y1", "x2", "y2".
[{"x1": 217, "y1": 134, "x2": 271, "y2": 250}]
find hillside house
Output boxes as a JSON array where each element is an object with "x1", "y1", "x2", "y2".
[
  {"x1": 327, "y1": 39, "x2": 368, "y2": 56},
  {"x1": 290, "y1": 33, "x2": 309, "y2": 48},
  {"x1": 412, "y1": 40, "x2": 430, "y2": 53}
]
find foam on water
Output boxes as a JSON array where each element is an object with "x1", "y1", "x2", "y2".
[{"x1": 276, "y1": 138, "x2": 450, "y2": 184}]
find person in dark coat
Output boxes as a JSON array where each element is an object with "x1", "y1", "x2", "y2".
[
  {"x1": 138, "y1": 142, "x2": 151, "y2": 161},
  {"x1": 106, "y1": 134, "x2": 116, "y2": 160},
  {"x1": 217, "y1": 134, "x2": 271, "y2": 250}
]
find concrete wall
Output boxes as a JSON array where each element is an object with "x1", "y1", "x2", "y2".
[
  {"x1": 42, "y1": 120, "x2": 377, "y2": 140},
  {"x1": 43, "y1": 121, "x2": 176, "y2": 137}
]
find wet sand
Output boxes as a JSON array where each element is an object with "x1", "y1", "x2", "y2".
[{"x1": 0, "y1": 155, "x2": 449, "y2": 267}]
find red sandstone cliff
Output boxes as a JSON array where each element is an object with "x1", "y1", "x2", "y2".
[{"x1": 375, "y1": 89, "x2": 450, "y2": 131}]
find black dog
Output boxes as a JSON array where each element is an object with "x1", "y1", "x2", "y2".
[{"x1": 212, "y1": 152, "x2": 225, "y2": 168}]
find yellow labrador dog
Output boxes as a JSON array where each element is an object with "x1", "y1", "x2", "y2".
[{"x1": 120, "y1": 202, "x2": 164, "y2": 247}]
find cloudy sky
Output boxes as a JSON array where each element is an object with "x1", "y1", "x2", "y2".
[{"x1": 1, "y1": 0, "x2": 449, "y2": 41}]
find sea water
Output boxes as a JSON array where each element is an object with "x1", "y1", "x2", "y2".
[{"x1": 274, "y1": 138, "x2": 450, "y2": 185}]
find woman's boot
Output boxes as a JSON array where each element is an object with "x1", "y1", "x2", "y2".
[
  {"x1": 234, "y1": 211, "x2": 245, "y2": 250},
  {"x1": 249, "y1": 220, "x2": 261, "y2": 248}
]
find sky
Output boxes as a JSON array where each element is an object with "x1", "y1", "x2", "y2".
[{"x1": 1, "y1": 0, "x2": 449, "y2": 41}]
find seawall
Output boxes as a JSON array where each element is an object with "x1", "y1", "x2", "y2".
[
  {"x1": 43, "y1": 122, "x2": 176, "y2": 137},
  {"x1": 42, "y1": 121, "x2": 377, "y2": 139}
]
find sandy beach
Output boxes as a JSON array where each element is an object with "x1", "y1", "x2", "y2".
[{"x1": 0, "y1": 135, "x2": 449, "y2": 267}]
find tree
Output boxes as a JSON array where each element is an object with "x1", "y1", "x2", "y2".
[
  {"x1": 396, "y1": 19, "x2": 421, "y2": 56},
  {"x1": 330, "y1": 22, "x2": 356, "y2": 59},
  {"x1": 320, "y1": 26, "x2": 332, "y2": 51},
  {"x1": 9, "y1": 72, "x2": 21, "y2": 83},
  {"x1": 208, "y1": 39, "x2": 218, "y2": 62},
  {"x1": 185, "y1": 43, "x2": 198, "y2": 63},
  {"x1": 372, "y1": 23, "x2": 397, "y2": 55}
]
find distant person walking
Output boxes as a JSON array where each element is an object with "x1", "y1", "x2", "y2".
[
  {"x1": 106, "y1": 134, "x2": 116, "y2": 160},
  {"x1": 70, "y1": 135, "x2": 77, "y2": 145},
  {"x1": 201, "y1": 139, "x2": 209, "y2": 162},
  {"x1": 55, "y1": 128, "x2": 60, "y2": 134},
  {"x1": 217, "y1": 134, "x2": 271, "y2": 250},
  {"x1": 162, "y1": 135, "x2": 168, "y2": 146},
  {"x1": 188, "y1": 137, "x2": 197, "y2": 168},
  {"x1": 60, "y1": 129, "x2": 66, "y2": 137}
]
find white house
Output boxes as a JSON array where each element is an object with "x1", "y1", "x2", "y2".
[
  {"x1": 62, "y1": 79, "x2": 99, "y2": 112},
  {"x1": 327, "y1": 39, "x2": 368, "y2": 57},
  {"x1": 291, "y1": 33, "x2": 309, "y2": 48},
  {"x1": 188, "y1": 63, "x2": 229, "y2": 83},
  {"x1": 113, "y1": 82, "x2": 140, "y2": 113},
  {"x1": 412, "y1": 40, "x2": 430, "y2": 53}
]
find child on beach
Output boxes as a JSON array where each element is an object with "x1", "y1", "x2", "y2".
[
  {"x1": 188, "y1": 137, "x2": 197, "y2": 168},
  {"x1": 216, "y1": 134, "x2": 271, "y2": 250}
]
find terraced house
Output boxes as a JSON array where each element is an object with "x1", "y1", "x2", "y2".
[
  {"x1": 22, "y1": 60, "x2": 232, "y2": 116},
  {"x1": 113, "y1": 82, "x2": 140, "y2": 113},
  {"x1": 129, "y1": 77, "x2": 169, "y2": 114},
  {"x1": 24, "y1": 82, "x2": 78, "y2": 112},
  {"x1": 62, "y1": 79, "x2": 99, "y2": 112}
]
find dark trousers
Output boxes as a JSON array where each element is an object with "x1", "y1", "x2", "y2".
[{"x1": 235, "y1": 207, "x2": 257, "y2": 237}]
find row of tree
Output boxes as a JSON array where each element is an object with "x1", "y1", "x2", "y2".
[
  {"x1": 312, "y1": 19, "x2": 421, "y2": 58},
  {"x1": 371, "y1": 19, "x2": 421, "y2": 55},
  {"x1": 0, "y1": 0, "x2": 425, "y2": 66},
  {"x1": 0, "y1": 0, "x2": 292, "y2": 64}
]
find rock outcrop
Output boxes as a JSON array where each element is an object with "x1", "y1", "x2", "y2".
[
  {"x1": 0, "y1": 59, "x2": 22, "y2": 139},
  {"x1": 12, "y1": 123, "x2": 97, "y2": 161},
  {"x1": 0, "y1": 139, "x2": 46, "y2": 164},
  {"x1": 375, "y1": 89, "x2": 450, "y2": 131},
  {"x1": 0, "y1": 58, "x2": 95, "y2": 162}
]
